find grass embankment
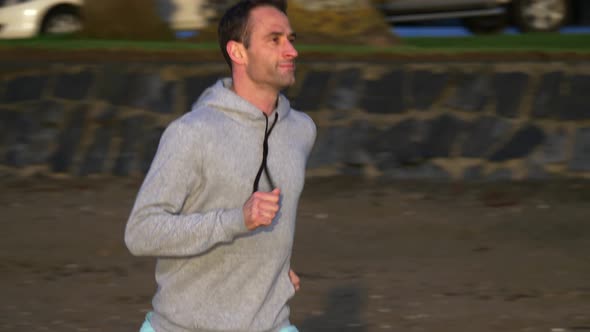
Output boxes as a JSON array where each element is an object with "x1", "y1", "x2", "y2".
[{"x1": 0, "y1": 33, "x2": 589, "y2": 60}]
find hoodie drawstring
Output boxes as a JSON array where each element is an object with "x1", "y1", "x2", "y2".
[{"x1": 253, "y1": 113, "x2": 278, "y2": 193}]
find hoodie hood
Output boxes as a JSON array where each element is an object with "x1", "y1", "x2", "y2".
[{"x1": 194, "y1": 78, "x2": 292, "y2": 124}]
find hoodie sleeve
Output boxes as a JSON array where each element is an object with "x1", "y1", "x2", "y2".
[
  {"x1": 124, "y1": 119, "x2": 249, "y2": 257},
  {"x1": 301, "y1": 112, "x2": 317, "y2": 157}
]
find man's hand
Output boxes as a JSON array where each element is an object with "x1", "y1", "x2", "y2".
[
  {"x1": 289, "y1": 268, "x2": 300, "y2": 292},
  {"x1": 243, "y1": 188, "x2": 281, "y2": 231}
]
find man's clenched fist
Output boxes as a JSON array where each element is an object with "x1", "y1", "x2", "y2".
[
  {"x1": 289, "y1": 268, "x2": 300, "y2": 292},
  {"x1": 243, "y1": 188, "x2": 281, "y2": 230}
]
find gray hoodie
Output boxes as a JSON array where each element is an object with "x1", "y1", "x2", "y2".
[{"x1": 125, "y1": 78, "x2": 316, "y2": 332}]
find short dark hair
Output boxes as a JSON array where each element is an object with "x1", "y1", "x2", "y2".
[{"x1": 218, "y1": 0, "x2": 287, "y2": 69}]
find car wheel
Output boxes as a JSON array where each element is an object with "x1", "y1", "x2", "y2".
[
  {"x1": 512, "y1": 0, "x2": 570, "y2": 32},
  {"x1": 41, "y1": 8, "x2": 82, "y2": 36},
  {"x1": 463, "y1": 14, "x2": 508, "y2": 34}
]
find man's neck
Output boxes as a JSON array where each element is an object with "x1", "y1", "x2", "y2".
[{"x1": 232, "y1": 78, "x2": 278, "y2": 116}]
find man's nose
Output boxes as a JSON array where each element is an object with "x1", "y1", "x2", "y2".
[{"x1": 283, "y1": 40, "x2": 298, "y2": 59}]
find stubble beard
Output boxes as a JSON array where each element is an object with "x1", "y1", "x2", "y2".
[
  {"x1": 275, "y1": 65, "x2": 296, "y2": 90},
  {"x1": 278, "y1": 73, "x2": 295, "y2": 90},
  {"x1": 247, "y1": 62, "x2": 296, "y2": 92}
]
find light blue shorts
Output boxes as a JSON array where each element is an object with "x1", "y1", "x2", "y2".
[
  {"x1": 139, "y1": 312, "x2": 155, "y2": 332},
  {"x1": 139, "y1": 312, "x2": 299, "y2": 332}
]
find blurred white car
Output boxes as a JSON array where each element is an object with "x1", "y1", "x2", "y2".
[
  {"x1": 0, "y1": 0, "x2": 213, "y2": 39},
  {"x1": 0, "y1": 0, "x2": 82, "y2": 39},
  {"x1": 160, "y1": 0, "x2": 211, "y2": 31},
  {"x1": 378, "y1": 0, "x2": 575, "y2": 33}
]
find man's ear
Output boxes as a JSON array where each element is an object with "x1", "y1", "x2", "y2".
[{"x1": 227, "y1": 40, "x2": 246, "y2": 65}]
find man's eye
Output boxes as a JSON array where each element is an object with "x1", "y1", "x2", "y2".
[{"x1": 272, "y1": 37, "x2": 279, "y2": 43}]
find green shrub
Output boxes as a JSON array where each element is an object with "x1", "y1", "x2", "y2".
[
  {"x1": 80, "y1": 0, "x2": 174, "y2": 40},
  {"x1": 289, "y1": 1, "x2": 398, "y2": 45},
  {"x1": 192, "y1": 0, "x2": 398, "y2": 46}
]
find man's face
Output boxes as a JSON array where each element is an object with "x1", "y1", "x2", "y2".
[{"x1": 243, "y1": 6, "x2": 298, "y2": 91}]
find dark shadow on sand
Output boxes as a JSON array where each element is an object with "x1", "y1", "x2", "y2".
[{"x1": 300, "y1": 284, "x2": 367, "y2": 332}]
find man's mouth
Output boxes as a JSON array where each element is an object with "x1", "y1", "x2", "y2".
[{"x1": 279, "y1": 62, "x2": 296, "y2": 70}]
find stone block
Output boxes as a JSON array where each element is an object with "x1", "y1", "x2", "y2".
[
  {"x1": 410, "y1": 70, "x2": 448, "y2": 110},
  {"x1": 0, "y1": 108, "x2": 18, "y2": 145},
  {"x1": 36, "y1": 100, "x2": 67, "y2": 127},
  {"x1": 486, "y1": 168, "x2": 513, "y2": 181},
  {"x1": 360, "y1": 70, "x2": 406, "y2": 114},
  {"x1": 53, "y1": 70, "x2": 94, "y2": 100},
  {"x1": 158, "y1": 81, "x2": 178, "y2": 114},
  {"x1": 367, "y1": 119, "x2": 428, "y2": 170},
  {"x1": 446, "y1": 72, "x2": 490, "y2": 112},
  {"x1": 463, "y1": 165, "x2": 484, "y2": 180},
  {"x1": 141, "y1": 127, "x2": 166, "y2": 174},
  {"x1": 461, "y1": 116, "x2": 512, "y2": 158},
  {"x1": 2, "y1": 110, "x2": 24, "y2": 165},
  {"x1": 124, "y1": 74, "x2": 173, "y2": 113},
  {"x1": 423, "y1": 114, "x2": 465, "y2": 158},
  {"x1": 79, "y1": 127, "x2": 112, "y2": 176},
  {"x1": 531, "y1": 128, "x2": 568, "y2": 165},
  {"x1": 113, "y1": 116, "x2": 145, "y2": 176},
  {"x1": 493, "y1": 72, "x2": 529, "y2": 118},
  {"x1": 3, "y1": 102, "x2": 63, "y2": 167},
  {"x1": 291, "y1": 71, "x2": 332, "y2": 111},
  {"x1": 531, "y1": 72, "x2": 562, "y2": 118},
  {"x1": 25, "y1": 127, "x2": 60, "y2": 166},
  {"x1": 93, "y1": 105, "x2": 117, "y2": 124},
  {"x1": 79, "y1": 106, "x2": 117, "y2": 175},
  {"x1": 51, "y1": 105, "x2": 88, "y2": 173},
  {"x1": 95, "y1": 65, "x2": 129, "y2": 102},
  {"x1": 97, "y1": 68, "x2": 176, "y2": 113},
  {"x1": 527, "y1": 163, "x2": 550, "y2": 180},
  {"x1": 5, "y1": 144, "x2": 27, "y2": 167},
  {"x1": 562, "y1": 75, "x2": 590, "y2": 120},
  {"x1": 569, "y1": 127, "x2": 590, "y2": 172},
  {"x1": 382, "y1": 163, "x2": 450, "y2": 180},
  {"x1": 490, "y1": 125, "x2": 546, "y2": 162},
  {"x1": 308, "y1": 121, "x2": 371, "y2": 169},
  {"x1": 3, "y1": 75, "x2": 49, "y2": 103},
  {"x1": 326, "y1": 68, "x2": 362, "y2": 111}
]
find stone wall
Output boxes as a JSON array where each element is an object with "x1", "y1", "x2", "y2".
[{"x1": 1, "y1": 60, "x2": 589, "y2": 180}]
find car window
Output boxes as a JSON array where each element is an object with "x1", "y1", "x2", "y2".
[{"x1": 381, "y1": 0, "x2": 502, "y2": 11}]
